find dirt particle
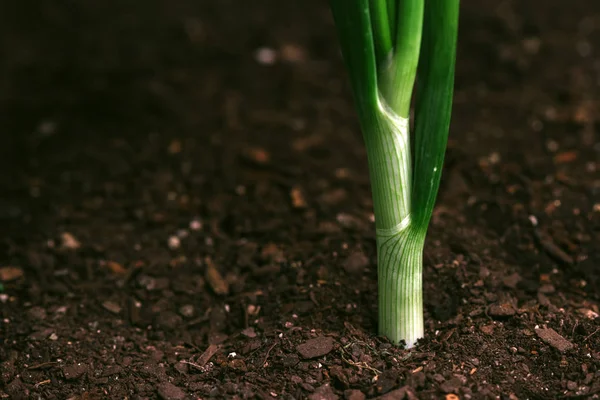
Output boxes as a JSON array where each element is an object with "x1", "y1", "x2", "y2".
[
  {"x1": 488, "y1": 303, "x2": 516, "y2": 318},
  {"x1": 297, "y1": 337, "x2": 335, "y2": 359},
  {"x1": 374, "y1": 386, "x2": 412, "y2": 400},
  {"x1": 0, "y1": 266, "x2": 24, "y2": 282},
  {"x1": 291, "y1": 186, "x2": 308, "y2": 208},
  {"x1": 157, "y1": 381, "x2": 187, "y2": 400},
  {"x1": 261, "y1": 243, "x2": 286, "y2": 263},
  {"x1": 343, "y1": 251, "x2": 369, "y2": 275},
  {"x1": 205, "y1": 257, "x2": 229, "y2": 295},
  {"x1": 539, "y1": 284, "x2": 555, "y2": 294},
  {"x1": 243, "y1": 146, "x2": 270, "y2": 164},
  {"x1": 553, "y1": 150, "x2": 578, "y2": 164},
  {"x1": 502, "y1": 272, "x2": 521, "y2": 289},
  {"x1": 282, "y1": 353, "x2": 299, "y2": 367},
  {"x1": 309, "y1": 384, "x2": 339, "y2": 400},
  {"x1": 336, "y1": 213, "x2": 365, "y2": 230},
  {"x1": 27, "y1": 306, "x2": 47, "y2": 320},
  {"x1": 61, "y1": 232, "x2": 81, "y2": 250},
  {"x1": 280, "y1": 43, "x2": 307, "y2": 63},
  {"x1": 344, "y1": 389, "x2": 366, "y2": 400},
  {"x1": 480, "y1": 323, "x2": 495, "y2": 335},
  {"x1": 6, "y1": 378, "x2": 29, "y2": 400},
  {"x1": 178, "y1": 304, "x2": 195, "y2": 318},
  {"x1": 241, "y1": 327, "x2": 257, "y2": 338},
  {"x1": 62, "y1": 363, "x2": 88, "y2": 380},
  {"x1": 440, "y1": 377, "x2": 463, "y2": 394},
  {"x1": 319, "y1": 188, "x2": 347, "y2": 205},
  {"x1": 102, "y1": 300, "x2": 122, "y2": 314},
  {"x1": 535, "y1": 327, "x2": 574, "y2": 352},
  {"x1": 105, "y1": 261, "x2": 127, "y2": 275},
  {"x1": 155, "y1": 310, "x2": 183, "y2": 330}
]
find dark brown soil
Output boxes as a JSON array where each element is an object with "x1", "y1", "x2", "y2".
[{"x1": 1, "y1": 0, "x2": 599, "y2": 399}]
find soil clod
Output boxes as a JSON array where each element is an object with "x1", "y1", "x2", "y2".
[
  {"x1": 157, "y1": 382, "x2": 187, "y2": 400},
  {"x1": 535, "y1": 327, "x2": 575, "y2": 352},
  {"x1": 297, "y1": 337, "x2": 335, "y2": 359}
]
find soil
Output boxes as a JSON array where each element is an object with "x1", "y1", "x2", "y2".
[{"x1": 0, "y1": 0, "x2": 599, "y2": 399}]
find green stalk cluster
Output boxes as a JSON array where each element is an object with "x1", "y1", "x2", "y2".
[{"x1": 329, "y1": 0, "x2": 459, "y2": 347}]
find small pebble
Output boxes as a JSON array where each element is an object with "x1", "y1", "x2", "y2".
[
  {"x1": 488, "y1": 303, "x2": 516, "y2": 318},
  {"x1": 168, "y1": 236, "x2": 181, "y2": 250},
  {"x1": 254, "y1": 47, "x2": 277, "y2": 65},
  {"x1": 297, "y1": 337, "x2": 335, "y2": 359},
  {"x1": 102, "y1": 300, "x2": 122, "y2": 315},
  {"x1": 343, "y1": 251, "x2": 369, "y2": 275},
  {"x1": 535, "y1": 327, "x2": 574, "y2": 352},
  {"x1": 157, "y1": 382, "x2": 187, "y2": 400}
]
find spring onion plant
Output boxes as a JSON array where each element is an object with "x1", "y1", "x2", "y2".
[{"x1": 329, "y1": 0, "x2": 459, "y2": 347}]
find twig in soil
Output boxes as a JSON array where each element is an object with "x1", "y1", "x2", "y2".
[
  {"x1": 583, "y1": 327, "x2": 600, "y2": 342},
  {"x1": 27, "y1": 362, "x2": 58, "y2": 370},
  {"x1": 195, "y1": 344, "x2": 220, "y2": 367},
  {"x1": 339, "y1": 342, "x2": 382, "y2": 375},
  {"x1": 340, "y1": 352, "x2": 382, "y2": 375},
  {"x1": 531, "y1": 221, "x2": 574, "y2": 265},
  {"x1": 262, "y1": 341, "x2": 278, "y2": 368},
  {"x1": 34, "y1": 379, "x2": 51, "y2": 388},
  {"x1": 180, "y1": 360, "x2": 211, "y2": 372}
]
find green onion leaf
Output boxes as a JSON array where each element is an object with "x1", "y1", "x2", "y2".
[{"x1": 330, "y1": 0, "x2": 459, "y2": 347}]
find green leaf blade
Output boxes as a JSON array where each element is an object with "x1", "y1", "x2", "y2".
[
  {"x1": 329, "y1": 0, "x2": 379, "y2": 126},
  {"x1": 412, "y1": 0, "x2": 460, "y2": 229}
]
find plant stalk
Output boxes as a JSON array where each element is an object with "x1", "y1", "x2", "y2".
[{"x1": 377, "y1": 226, "x2": 424, "y2": 347}]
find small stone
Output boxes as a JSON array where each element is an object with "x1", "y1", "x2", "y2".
[
  {"x1": 538, "y1": 284, "x2": 555, "y2": 294},
  {"x1": 102, "y1": 300, "x2": 122, "y2": 314},
  {"x1": 261, "y1": 243, "x2": 286, "y2": 263},
  {"x1": 174, "y1": 361, "x2": 189, "y2": 374},
  {"x1": 291, "y1": 186, "x2": 308, "y2": 209},
  {"x1": 243, "y1": 147, "x2": 270, "y2": 164},
  {"x1": 27, "y1": 307, "x2": 47, "y2": 320},
  {"x1": 344, "y1": 389, "x2": 366, "y2": 400},
  {"x1": 241, "y1": 327, "x2": 257, "y2": 338},
  {"x1": 537, "y1": 292, "x2": 552, "y2": 307},
  {"x1": 282, "y1": 353, "x2": 299, "y2": 367},
  {"x1": 105, "y1": 261, "x2": 127, "y2": 275},
  {"x1": 374, "y1": 387, "x2": 410, "y2": 400},
  {"x1": 297, "y1": 337, "x2": 335, "y2": 359},
  {"x1": 178, "y1": 304, "x2": 195, "y2": 318},
  {"x1": 567, "y1": 381, "x2": 577, "y2": 391},
  {"x1": 157, "y1": 382, "x2": 187, "y2": 400},
  {"x1": 254, "y1": 47, "x2": 277, "y2": 65},
  {"x1": 168, "y1": 236, "x2": 181, "y2": 250},
  {"x1": 479, "y1": 324, "x2": 494, "y2": 335},
  {"x1": 488, "y1": 303, "x2": 516, "y2": 318},
  {"x1": 502, "y1": 272, "x2": 521, "y2": 289},
  {"x1": 440, "y1": 377, "x2": 463, "y2": 394},
  {"x1": 62, "y1": 363, "x2": 88, "y2": 380},
  {"x1": 343, "y1": 251, "x2": 369, "y2": 275},
  {"x1": 155, "y1": 311, "x2": 183, "y2": 330},
  {"x1": 189, "y1": 219, "x2": 203, "y2": 231},
  {"x1": 6, "y1": 378, "x2": 29, "y2": 399},
  {"x1": 280, "y1": 43, "x2": 307, "y2": 63},
  {"x1": 0, "y1": 267, "x2": 24, "y2": 282},
  {"x1": 535, "y1": 327, "x2": 574, "y2": 352},
  {"x1": 309, "y1": 384, "x2": 339, "y2": 400},
  {"x1": 579, "y1": 308, "x2": 599, "y2": 319},
  {"x1": 319, "y1": 188, "x2": 347, "y2": 205},
  {"x1": 205, "y1": 257, "x2": 229, "y2": 295},
  {"x1": 336, "y1": 213, "x2": 364, "y2": 230},
  {"x1": 61, "y1": 232, "x2": 81, "y2": 249}
]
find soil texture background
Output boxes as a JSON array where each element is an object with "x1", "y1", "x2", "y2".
[{"x1": 1, "y1": 0, "x2": 599, "y2": 399}]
